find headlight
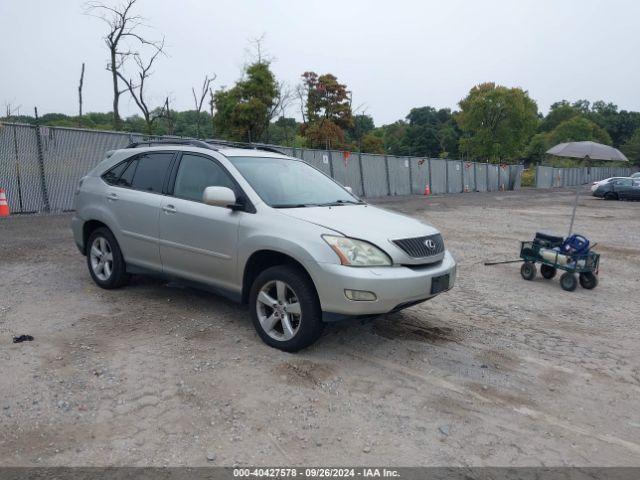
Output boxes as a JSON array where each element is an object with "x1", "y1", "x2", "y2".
[{"x1": 322, "y1": 235, "x2": 392, "y2": 266}]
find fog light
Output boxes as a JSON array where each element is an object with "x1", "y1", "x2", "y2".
[{"x1": 344, "y1": 289, "x2": 377, "y2": 301}]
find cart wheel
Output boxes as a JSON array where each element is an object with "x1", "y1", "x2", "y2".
[
  {"x1": 559, "y1": 272, "x2": 578, "y2": 292},
  {"x1": 520, "y1": 262, "x2": 536, "y2": 281},
  {"x1": 540, "y1": 264, "x2": 557, "y2": 279},
  {"x1": 579, "y1": 272, "x2": 598, "y2": 290}
]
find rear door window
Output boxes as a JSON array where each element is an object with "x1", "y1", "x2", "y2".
[{"x1": 129, "y1": 153, "x2": 174, "y2": 193}]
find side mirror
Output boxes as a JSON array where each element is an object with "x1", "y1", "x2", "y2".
[
  {"x1": 203, "y1": 186, "x2": 236, "y2": 208},
  {"x1": 344, "y1": 186, "x2": 353, "y2": 194}
]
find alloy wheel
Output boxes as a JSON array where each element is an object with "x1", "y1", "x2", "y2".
[
  {"x1": 90, "y1": 236, "x2": 114, "y2": 281},
  {"x1": 256, "y1": 280, "x2": 302, "y2": 341}
]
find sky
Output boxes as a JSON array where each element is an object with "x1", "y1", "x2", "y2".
[{"x1": 1, "y1": 0, "x2": 639, "y2": 125}]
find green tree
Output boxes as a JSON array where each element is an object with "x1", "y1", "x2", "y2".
[
  {"x1": 588, "y1": 102, "x2": 640, "y2": 147},
  {"x1": 547, "y1": 116, "x2": 611, "y2": 146},
  {"x1": 524, "y1": 132, "x2": 549, "y2": 164},
  {"x1": 266, "y1": 117, "x2": 297, "y2": 145},
  {"x1": 360, "y1": 133, "x2": 384, "y2": 154},
  {"x1": 213, "y1": 61, "x2": 278, "y2": 142},
  {"x1": 525, "y1": 116, "x2": 613, "y2": 166},
  {"x1": 435, "y1": 123, "x2": 460, "y2": 158},
  {"x1": 371, "y1": 121, "x2": 410, "y2": 156},
  {"x1": 621, "y1": 128, "x2": 640, "y2": 166},
  {"x1": 300, "y1": 72, "x2": 353, "y2": 148},
  {"x1": 539, "y1": 101, "x2": 581, "y2": 133},
  {"x1": 456, "y1": 82, "x2": 538, "y2": 163},
  {"x1": 404, "y1": 106, "x2": 459, "y2": 157},
  {"x1": 347, "y1": 113, "x2": 375, "y2": 150}
]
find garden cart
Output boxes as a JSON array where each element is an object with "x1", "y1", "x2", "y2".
[{"x1": 519, "y1": 232, "x2": 600, "y2": 292}]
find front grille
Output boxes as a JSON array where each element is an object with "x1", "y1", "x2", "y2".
[{"x1": 393, "y1": 233, "x2": 444, "y2": 258}]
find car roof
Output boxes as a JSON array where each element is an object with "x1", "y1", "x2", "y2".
[{"x1": 113, "y1": 144, "x2": 291, "y2": 159}]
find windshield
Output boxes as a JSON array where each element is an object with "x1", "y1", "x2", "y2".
[{"x1": 228, "y1": 156, "x2": 361, "y2": 208}]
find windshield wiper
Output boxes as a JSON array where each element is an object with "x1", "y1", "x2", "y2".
[
  {"x1": 271, "y1": 203, "x2": 311, "y2": 208},
  {"x1": 317, "y1": 199, "x2": 364, "y2": 207}
]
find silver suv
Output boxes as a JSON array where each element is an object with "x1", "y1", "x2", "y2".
[{"x1": 72, "y1": 140, "x2": 456, "y2": 351}]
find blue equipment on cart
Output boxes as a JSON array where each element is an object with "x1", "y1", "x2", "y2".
[{"x1": 562, "y1": 234, "x2": 590, "y2": 256}]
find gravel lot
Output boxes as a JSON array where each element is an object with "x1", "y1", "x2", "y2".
[{"x1": 1, "y1": 188, "x2": 639, "y2": 467}]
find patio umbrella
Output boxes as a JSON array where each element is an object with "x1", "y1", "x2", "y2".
[{"x1": 545, "y1": 141, "x2": 629, "y2": 237}]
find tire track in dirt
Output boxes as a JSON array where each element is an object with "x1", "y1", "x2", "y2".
[{"x1": 341, "y1": 348, "x2": 640, "y2": 457}]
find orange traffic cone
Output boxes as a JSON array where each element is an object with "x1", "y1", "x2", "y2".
[
  {"x1": 424, "y1": 184, "x2": 431, "y2": 196},
  {"x1": 0, "y1": 189, "x2": 10, "y2": 217}
]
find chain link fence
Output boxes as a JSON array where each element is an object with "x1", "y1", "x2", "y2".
[{"x1": 1, "y1": 122, "x2": 530, "y2": 215}]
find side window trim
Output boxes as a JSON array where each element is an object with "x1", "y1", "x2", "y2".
[
  {"x1": 101, "y1": 158, "x2": 131, "y2": 185},
  {"x1": 168, "y1": 152, "x2": 256, "y2": 213},
  {"x1": 118, "y1": 157, "x2": 139, "y2": 187}
]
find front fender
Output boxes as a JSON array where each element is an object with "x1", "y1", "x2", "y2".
[{"x1": 236, "y1": 212, "x2": 340, "y2": 291}]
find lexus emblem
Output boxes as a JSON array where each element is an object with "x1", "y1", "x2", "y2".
[{"x1": 424, "y1": 239, "x2": 436, "y2": 249}]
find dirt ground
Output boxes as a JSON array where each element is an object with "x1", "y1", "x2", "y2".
[{"x1": 1, "y1": 188, "x2": 639, "y2": 467}]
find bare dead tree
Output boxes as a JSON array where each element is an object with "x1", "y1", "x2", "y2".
[
  {"x1": 115, "y1": 39, "x2": 166, "y2": 135},
  {"x1": 160, "y1": 96, "x2": 175, "y2": 135},
  {"x1": 208, "y1": 86, "x2": 216, "y2": 138},
  {"x1": 3, "y1": 102, "x2": 21, "y2": 119},
  {"x1": 246, "y1": 33, "x2": 272, "y2": 65},
  {"x1": 264, "y1": 81, "x2": 293, "y2": 143},
  {"x1": 192, "y1": 74, "x2": 216, "y2": 138},
  {"x1": 295, "y1": 83, "x2": 308, "y2": 126},
  {"x1": 85, "y1": 0, "x2": 160, "y2": 130},
  {"x1": 78, "y1": 63, "x2": 86, "y2": 124}
]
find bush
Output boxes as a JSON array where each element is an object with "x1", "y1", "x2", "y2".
[{"x1": 521, "y1": 168, "x2": 535, "y2": 187}]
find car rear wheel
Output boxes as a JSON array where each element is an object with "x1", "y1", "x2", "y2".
[
  {"x1": 559, "y1": 272, "x2": 577, "y2": 292},
  {"x1": 540, "y1": 264, "x2": 556, "y2": 279},
  {"x1": 86, "y1": 227, "x2": 130, "y2": 289},
  {"x1": 579, "y1": 272, "x2": 598, "y2": 290},
  {"x1": 249, "y1": 265, "x2": 324, "y2": 352}
]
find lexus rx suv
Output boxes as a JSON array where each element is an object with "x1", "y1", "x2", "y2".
[{"x1": 72, "y1": 140, "x2": 456, "y2": 351}]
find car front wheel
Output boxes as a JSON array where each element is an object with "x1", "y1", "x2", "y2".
[{"x1": 249, "y1": 265, "x2": 324, "y2": 352}]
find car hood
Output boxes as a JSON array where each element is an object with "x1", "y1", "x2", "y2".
[{"x1": 278, "y1": 204, "x2": 440, "y2": 243}]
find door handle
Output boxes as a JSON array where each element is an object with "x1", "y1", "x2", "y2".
[
  {"x1": 106, "y1": 193, "x2": 118, "y2": 201},
  {"x1": 162, "y1": 204, "x2": 176, "y2": 214}
]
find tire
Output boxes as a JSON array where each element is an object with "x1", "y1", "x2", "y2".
[
  {"x1": 579, "y1": 272, "x2": 598, "y2": 290},
  {"x1": 559, "y1": 272, "x2": 578, "y2": 292},
  {"x1": 520, "y1": 262, "x2": 536, "y2": 281},
  {"x1": 540, "y1": 264, "x2": 557, "y2": 279},
  {"x1": 249, "y1": 265, "x2": 324, "y2": 352},
  {"x1": 604, "y1": 192, "x2": 618, "y2": 200},
  {"x1": 86, "y1": 227, "x2": 130, "y2": 289}
]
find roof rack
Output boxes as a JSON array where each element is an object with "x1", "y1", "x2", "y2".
[
  {"x1": 204, "y1": 140, "x2": 285, "y2": 155},
  {"x1": 125, "y1": 139, "x2": 213, "y2": 149},
  {"x1": 125, "y1": 138, "x2": 286, "y2": 155}
]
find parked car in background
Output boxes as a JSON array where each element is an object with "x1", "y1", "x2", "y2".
[
  {"x1": 590, "y1": 177, "x2": 630, "y2": 192},
  {"x1": 592, "y1": 177, "x2": 640, "y2": 200},
  {"x1": 631, "y1": 172, "x2": 640, "y2": 179},
  {"x1": 72, "y1": 140, "x2": 457, "y2": 352}
]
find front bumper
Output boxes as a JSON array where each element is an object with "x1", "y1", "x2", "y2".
[{"x1": 311, "y1": 250, "x2": 456, "y2": 319}]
